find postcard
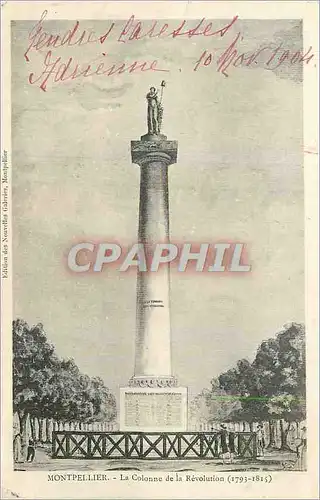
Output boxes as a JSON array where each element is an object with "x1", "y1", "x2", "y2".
[{"x1": 1, "y1": 1, "x2": 319, "y2": 498}]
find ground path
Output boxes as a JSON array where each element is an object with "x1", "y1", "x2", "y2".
[{"x1": 15, "y1": 447, "x2": 299, "y2": 472}]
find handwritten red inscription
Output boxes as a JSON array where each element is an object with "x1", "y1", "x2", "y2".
[
  {"x1": 194, "y1": 32, "x2": 314, "y2": 76},
  {"x1": 24, "y1": 11, "x2": 238, "y2": 91},
  {"x1": 28, "y1": 52, "x2": 169, "y2": 92},
  {"x1": 24, "y1": 11, "x2": 115, "y2": 63},
  {"x1": 115, "y1": 14, "x2": 238, "y2": 43},
  {"x1": 23, "y1": 11, "x2": 315, "y2": 91},
  {"x1": 24, "y1": 11, "x2": 238, "y2": 63}
]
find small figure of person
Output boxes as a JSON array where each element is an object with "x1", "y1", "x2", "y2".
[
  {"x1": 296, "y1": 426, "x2": 307, "y2": 470},
  {"x1": 256, "y1": 424, "x2": 266, "y2": 457},
  {"x1": 26, "y1": 439, "x2": 36, "y2": 463},
  {"x1": 220, "y1": 424, "x2": 229, "y2": 464}
]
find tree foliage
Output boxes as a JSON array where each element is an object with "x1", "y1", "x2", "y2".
[
  {"x1": 195, "y1": 323, "x2": 306, "y2": 448},
  {"x1": 13, "y1": 318, "x2": 117, "y2": 458}
]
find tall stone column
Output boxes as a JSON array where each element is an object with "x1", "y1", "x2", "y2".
[
  {"x1": 119, "y1": 134, "x2": 188, "y2": 432},
  {"x1": 133, "y1": 144, "x2": 177, "y2": 381}
]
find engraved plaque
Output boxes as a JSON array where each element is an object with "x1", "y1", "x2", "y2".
[{"x1": 124, "y1": 392, "x2": 183, "y2": 428}]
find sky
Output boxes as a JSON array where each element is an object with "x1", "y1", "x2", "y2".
[{"x1": 12, "y1": 17, "x2": 304, "y2": 404}]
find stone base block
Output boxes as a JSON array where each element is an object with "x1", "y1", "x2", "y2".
[{"x1": 119, "y1": 386, "x2": 188, "y2": 432}]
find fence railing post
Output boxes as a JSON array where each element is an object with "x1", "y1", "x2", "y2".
[
  {"x1": 87, "y1": 433, "x2": 91, "y2": 458},
  {"x1": 252, "y1": 432, "x2": 257, "y2": 458},
  {"x1": 199, "y1": 432, "x2": 204, "y2": 458},
  {"x1": 52, "y1": 431, "x2": 56, "y2": 457},
  {"x1": 65, "y1": 433, "x2": 70, "y2": 458}
]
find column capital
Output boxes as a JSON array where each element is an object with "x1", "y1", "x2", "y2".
[
  {"x1": 129, "y1": 376, "x2": 178, "y2": 388},
  {"x1": 131, "y1": 139, "x2": 178, "y2": 167}
]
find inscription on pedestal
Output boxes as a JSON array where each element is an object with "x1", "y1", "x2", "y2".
[
  {"x1": 120, "y1": 387, "x2": 188, "y2": 431},
  {"x1": 125, "y1": 392, "x2": 182, "y2": 427}
]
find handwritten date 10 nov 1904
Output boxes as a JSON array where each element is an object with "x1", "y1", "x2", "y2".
[{"x1": 24, "y1": 11, "x2": 315, "y2": 92}]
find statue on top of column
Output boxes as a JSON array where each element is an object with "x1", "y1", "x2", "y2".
[{"x1": 146, "y1": 81, "x2": 165, "y2": 136}]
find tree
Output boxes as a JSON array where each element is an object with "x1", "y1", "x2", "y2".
[
  {"x1": 217, "y1": 322, "x2": 306, "y2": 448},
  {"x1": 190, "y1": 380, "x2": 241, "y2": 428},
  {"x1": 219, "y1": 359, "x2": 268, "y2": 430},
  {"x1": 13, "y1": 319, "x2": 118, "y2": 459},
  {"x1": 13, "y1": 319, "x2": 55, "y2": 458},
  {"x1": 252, "y1": 336, "x2": 281, "y2": 446},
  {"x1": 89, "y1": 377, "x2": 117, "y2": 423},
  {"x1": 206, "y1": 379, "x2": 241, "y2": 424},
  {"x1": 189, "y1": 390, "x2": 212, "y2": 427},
  {"x1": 266, "y1": 323, "x2": 306, "y2": 449},
  {"x1": 37, "y1": 359, "x2": 117, "y2": 426}
]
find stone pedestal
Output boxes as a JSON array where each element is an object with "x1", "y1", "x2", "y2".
[
  {"x1": 120, "y1": 136, "x2": 187, "y2": 431},
  {"x1": 120, "y1": 386, "x2": 188, "y2": 432}
]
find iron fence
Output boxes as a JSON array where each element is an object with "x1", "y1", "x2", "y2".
[{"x1": 52, "y1": 431, "x2": 257, "y2": 460}]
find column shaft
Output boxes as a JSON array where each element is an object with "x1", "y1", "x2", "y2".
[{"x1": 134, "y1": 160, "x2": 172, "y2": 377}]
